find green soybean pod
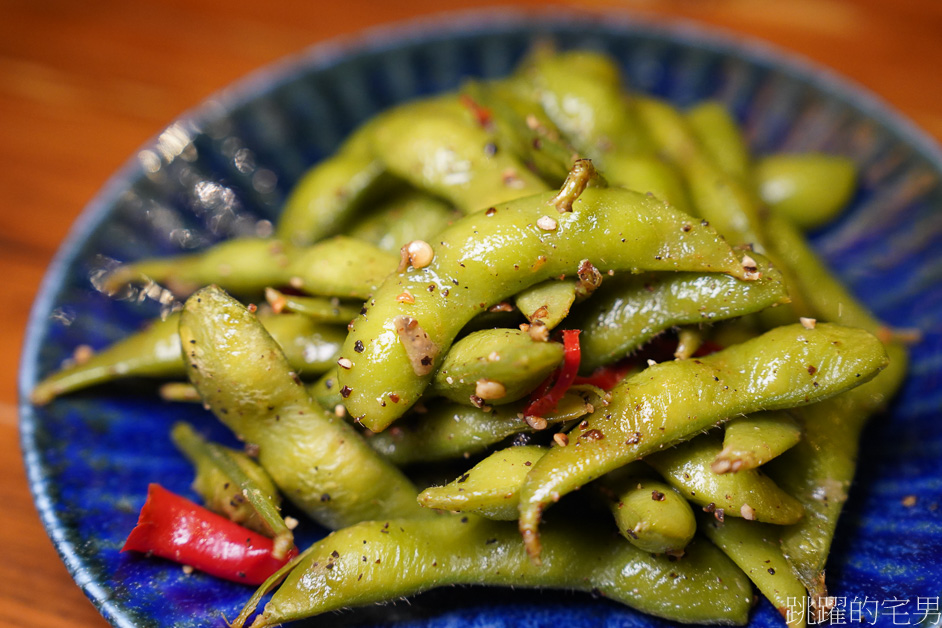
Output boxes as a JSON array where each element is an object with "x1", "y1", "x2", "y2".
[
  {"x1": 756, "y1": 154, "x2": 857, "y2": 230},
  {"x1": 234, "y1": 515, "x2": 752, "y2": 628},
  {"x1": 285, "y1": 236, "x2": 397, "y2": 300},
  {"x1": 517, "y1": 322, "x2": 888, "y2": 562},
  {"x1": 598, "y1": 464, "x2": 696, "y2": 555},
  {"x1": 339, "y1": 185, "x2": 751, "y2": 433},
  {"x1": 571, "y1": 252, "x2": 789, "y2": 372},
  {"x1": 603, "y1": 152, "x2": 694, "y2": 214},
  {"x1": 515, "y1": 279, "x2": 577, "y2": 330},
  {"x1": 30, "y1": 310, "x2": 342, "y2": 404},
  {"x1": 645, "y1": 432, "x2": 805, "y2": 525},
  {"x1": 635, "y1": 97, "x2": 764, "y2": 246},
  {"x1": 365, "y1": 390, "x2": 599, "y2": 465},
  {"x1": 346, "y1": 188, "x2": 459, "y2": 254},
  {"x1": 769, "y1": 341, "x2": 908, "y2": 620},
  {"x1": 685, "y1": 101, "x2": 751, "y2": 182},
  {"x1": 179, "y1": 285, "x2": 429, "y2": 529},
  {"x1": 700, "y1": 514, "x2": 808, "y2": 628},
  {"x1": 171, "y1": 421, "x2": 294, "y2": 559},
  {"x1": 264, "y1": 288, "x2": 360, "y2": 324},
  {"x1": 276, "y1": 120, "x2": 392, "y2": 247},
  {"x1": 516, "y1": 49, "x2": 651, "y2": 162},
  {"x1": 712, "y1": 411, "x2": 802, "y2": 474},
  {"x1": 102, "y1": 237, "x2": 295, "y2": 298},
  {"x1": 461, "y1": 79, "x2": 577, "y2": 185},
  {"x1": 369, "y1": 96, "x2": 548, "y2": 213},
  {"x1": 430, "y1": 328, "x2": 564, "y2": 406},
  {"x1": 418, "y1": 445, "x2": 548, "y2": 520}
]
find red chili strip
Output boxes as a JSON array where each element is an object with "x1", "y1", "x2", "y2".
[
  {"x1": 458, "y1": 93, "x2": 494, "y2": 129},
  {"x1": 524, "y1": 329, "x2": 581, "y2": 418},
  {"x1": 573, "y1": 359, "x2": 635, "y2": 390},
  {"x1": 122, "y1": 483, "x2": 297, "y2": 585}
]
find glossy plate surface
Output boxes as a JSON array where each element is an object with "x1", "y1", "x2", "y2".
[{"x1": 19, "y1": 10, "x2": 942, "y2": 628}]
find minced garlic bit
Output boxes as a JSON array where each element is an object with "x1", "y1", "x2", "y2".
[
  {"x1": 181, "y1": 565, "x2": 194, "y2": 575},
  {"x1": 741, "y1": 254, "x2": 760, "y2": 280},
  {"x1": 393, "y1": 315, "x2": 440, "y2": 376},
  {"x1": 265, "y1": 287, "x2": 287, "y2": 314},
  {"x1": 72, "y1": 344, "x2": 94, "y2": 365},
  {"x1": 553, "y1": 433, "x2": 569, "y2": 447},
  {"x1": 800, "y1": 317, "x2": 817, "y2": 330},
  {"x1": 334, "y1": 404, "x2": 346, "y2": 417},
  {"x1": 284, "y1": 516, "x2": 299, "y2": 530},
  {"x1": 536, "y1": 215, "x2": 558, "y2": 231},
  {"x1": 646, "y1": 359, "x2": 657, "y2": 367},
  {"x1": 527, "y1": 321, "x2": 549, "y2": 342},
  {"x1": 740, "y1": 504, "x2": 756, "y2": 520},
  {"x1": 475, "y1": 378, "x2": 507, "y2": 400},
  {"x1": 524, "y1": 415, "x2": 548, "y2": 430},
  {"x1": 337, "y1": 357, "x2": 353, "y2": 370}
]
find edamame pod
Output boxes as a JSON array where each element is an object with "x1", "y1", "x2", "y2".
[
  {"x1": 285, "y1": 236, "x2": 397, "y2": 300},
  {"x1": 179, "y1": 286, "x2": 429, "y2": 529},
  {"x1": 103, "y1": 237, "x2": 294, "y2": 298},
  {"x1": 430, "y1": 328, "x2": 564, "y2": 406},
  {"x1": 346, "y1": 188, "x2": 459, "y2": 254},
  {"x1": 340, "y1": 185, "x2": 753, "y2": 432},
  {"x1": 516, "y1": 49, "x2": 651, "y2": 163},
  {"x1": 171, "y1": 421, "x2": 294, "y2": 559},
  {"x1": 370, "y1": 96, "x2": 548, "y2": 212},
  {"x1": 756, "y1": 154, "x2": 857, "y2": 230},
  {"x1": 769, "y1": 342, "x2": 908, "y2": 620},
  {"x1": 685, "y1": 101, "x2": 751, "y2": 182},
  {"x1": 515, "y1": 279, "x2": 577, "y2": 330},
  {"x1": 645, "y1": 432, "x2": 805, "y2": 525},
  {"x1": 276, "y1": 121, "x2": 392, "y2": 247},
  {"x1": 30, "y1": 310, "x2": 343, "y2": 404},
  {"x1": 603, "y1": 152, "x2": 693, "y2": 214},
  {"x1": 236, "y1": 514, "x2": 752, "y2": 627},
  {"x1": 571, "y1": 253, "x2": 789, "y2": 372},
  {"x1": 598, "y1": 464, "x2": 697, "y2": 555},
  {"x1": 712, "y1": 411, "x2": 802, "y2": 473},
  {"x1": 700, "y1": 514, "x2": 808, "y2": 628},
  {"x1": 264, "y1": 288, "x2": 360, "y2": 324},
  {"x1": 636, "y1": 97, "x2": 764, "y2": 246},
  {"x1": 518, "y1": 322, "x2": 888, "y2": 562},
  {"x1": 461, "y1": 79, "x2": 577, "y2": 184},
  {"x1": 418, "y1": 445, "x2": 548, "y2": 520},
  {"x1": 366, "y1": 390, "x2": 600, "y2": 465}
]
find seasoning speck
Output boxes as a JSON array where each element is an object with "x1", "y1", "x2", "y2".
[
  {"x1": 537, "y1": 215, "x2": 558, "y2": 231},
  {"x1": 800, "y1": 317, "x2": 817, "y2": 330},
  {"x1": 553, "y1": 433, "x2": 569, "y2": 447}
]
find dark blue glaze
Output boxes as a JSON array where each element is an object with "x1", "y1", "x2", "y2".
[{"x1": 19, "y1": 9, "x2": 942, "y2": 628}]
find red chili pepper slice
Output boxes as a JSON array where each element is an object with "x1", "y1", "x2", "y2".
[
  {"x1": 524, "y1": 329, "x2": 581, "y2": 418},
  {"x1": 122, "y1": 483, "x2": 297, "y2": 585},
  {"x1": 573, "y1": 359, "x2": 635, "y2": 390},
  {"x1": 458, "y1": 93, "x2": 494, "y2": 129}
]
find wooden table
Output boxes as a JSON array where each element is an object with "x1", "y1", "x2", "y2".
[{"x1": 2, "y1": 1, "x2": 940, "y2": 626}]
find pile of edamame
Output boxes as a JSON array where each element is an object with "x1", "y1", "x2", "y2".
[{"x1": 34, "y1": 47, "x2": 913, "y2": 627}]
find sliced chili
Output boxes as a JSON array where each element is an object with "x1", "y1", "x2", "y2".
[
  {"x1": 524, "y1": 329, "x2": 581, "y2": 418},
  {"x1": 122, "y1": 483, "x2": 297, "y2": 585}
]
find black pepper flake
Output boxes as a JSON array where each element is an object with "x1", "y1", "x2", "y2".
[
  {"x1": 484, "y1": 142, "x2": 498, "y2": 156},
  {"x1": 326, "y1": 563, "x2": 334, "y2": 570},
  {"x1": 807, "y1": 364, "x2": 817, "y2": 375},
  {"x1": 360, "y1": 306, "x2": 368, "y2": 315},
  {"x1": 331, "y1": 550, "x2": 340, "y2": 558},
  {"x1": 485, "y1": 538, "x2": 497, "y2": 545},
  {"x1": 626, "y1": 432, "x2": 642, "y2": 445},
  {"x1": 358, "y1": 574, "x2": 363, "y2": 581},
  {"x1": 714, "y1": 508, "x2": 725, "y2": 523},
  {"x1": 703, "y1": 502, "x2": 716, "y2": 513},
  {"x1": 421, "y1": 356, "x2": 433, "y2": 366},
  {"x1": 237, "y1": 571, "x2": 246, "y2": 579},
  {"x1": 340, "y1": 385, "x2": 353, "y2": 398},
  {"x1": 469, "y1": 395, "x2": 486, "y2": 409},
  {"x1": 320, "y1": 493, "x2": 331, "y2": 502},
  {"x1": 652, "y1": 490, "x2": 666, "y2": 501},
  {"x1": 354, "y1": 340, "x2": 364, "y2": 353},
  {"x1": 625, "y1": 528, "x2": 638, "y2": 539},
  {"x1": 457, "y1": 473, "x2": 470, "y2": 484},
  {"x1": 581, "y1": 429, "x2": 604, "y2": 441},
  {"x1": 682, "y1": 224, "x2": 692, "y2": 232},
  {"x1": 768, "y1": 568, "x2": 776, "y2": 575},
  {"x1": 461, "y1": 517, "x2": 468, "y2": 523}
]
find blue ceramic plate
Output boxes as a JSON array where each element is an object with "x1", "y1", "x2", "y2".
[{"x1": 19, "y1": 10, "x2": 942, "y2": 628}]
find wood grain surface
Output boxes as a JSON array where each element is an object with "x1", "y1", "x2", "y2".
[{"x1": 2, "y1": 1, "x2": 940, "y2": 626}]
